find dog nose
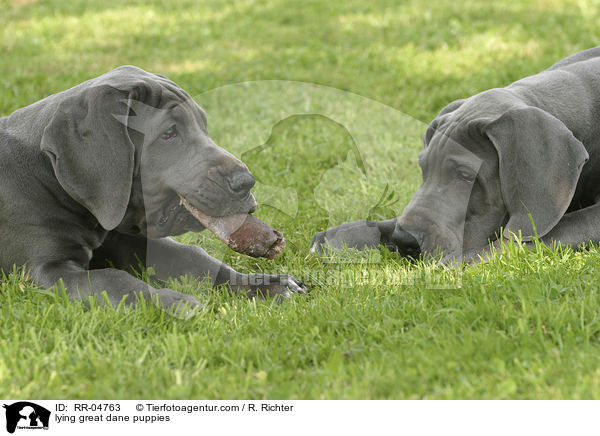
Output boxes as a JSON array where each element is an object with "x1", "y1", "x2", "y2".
[
  {"x1": 389, "y1": 226, "x2": 421, "y2": 259},
  {"x1": 226, "y1": 170, "x2": 255, "y2": 195}
]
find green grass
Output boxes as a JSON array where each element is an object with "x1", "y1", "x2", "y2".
[{"x1": 2, "y1": 0, "x2": 600, "y2": 399}]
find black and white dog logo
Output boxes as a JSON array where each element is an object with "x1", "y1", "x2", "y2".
[{"x1": 3, "y1": 402, "x2": 50, "y2": 434}]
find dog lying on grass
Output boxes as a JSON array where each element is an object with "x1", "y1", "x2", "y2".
[
  {"x1": 313, "y1": 47, "x2": 600, "y2": 263},
  {"x1": 0, "y1": 66, "x2": 305, "y2": 313}
]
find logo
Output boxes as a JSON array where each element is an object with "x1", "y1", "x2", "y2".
[{"x1": 2, "y1": 402, "x2": 50, "y2": 434}]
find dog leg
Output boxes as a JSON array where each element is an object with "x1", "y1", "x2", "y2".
[
  {"x1": 540, "y1": 202, "x2": 600, "y2": 248},
  {"x1": 311, "y1": 218, "x2": 421, "y2": 258},
  {"x1": 461, "y1": 202, "x2": 600, "y2": 263},
  {"x1": 32, "y1": 262, "x2": 201, "y2": 315},
  {"x1": 91, "y1": 232, "x2": 307, "y2": 299}
]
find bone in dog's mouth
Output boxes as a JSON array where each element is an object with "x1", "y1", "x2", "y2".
[{"x1": 177, "y1": 195, "x2": 286, "y2": 260}]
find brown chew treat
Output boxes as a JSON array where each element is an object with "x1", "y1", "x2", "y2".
[{"x1": 179, "y1": 196, "x2": 286, "y2": 259}]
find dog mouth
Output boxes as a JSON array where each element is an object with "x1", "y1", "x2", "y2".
[
  {"x1": 157, "y1": 194, "x2": 190, "y2": 229},
  {"x1": 154, "y1": 192, "x2": 284, "y2": 260},
  {"x1": 156, "y1": 193, "x2": 257, "y2": 227}
]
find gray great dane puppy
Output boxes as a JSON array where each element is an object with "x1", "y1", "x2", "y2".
[
  {"x1": 0, "y1": 66, "x2": 305, "y2": 312},
  {"x1": 312, "y1": 47, "x2": 600, "y2": 262}
]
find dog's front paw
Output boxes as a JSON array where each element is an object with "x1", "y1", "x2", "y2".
[
  {"x1": 310, "y1": 230, "x2": 329, "y2": 254},
  {"x1": 150, "y1": 288, "x2": 204, "y2": 318},
  {"x1": 310, "y1": 221, "x2": 384, "y2": 255},
  {"x1": 237, "y1": 274, "x2": 308, "y2": 300}
]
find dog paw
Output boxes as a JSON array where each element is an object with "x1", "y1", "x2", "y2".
[
  {"x1": 310, "y1": 231, "x2": 328, "y2": 254},
  {"x1": 238, "y1": 274, "x2": 308, "y2": 300},
  {"x1": 151, "y1": 288, "x2": 204, "y2": 318},
  {"x1": 310, "y1": 221, "x2": 384, "y2": 255}
]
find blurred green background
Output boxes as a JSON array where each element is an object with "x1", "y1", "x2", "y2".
[{"x1": 2, "y1": 0, "x2": 598, "y2": 120}]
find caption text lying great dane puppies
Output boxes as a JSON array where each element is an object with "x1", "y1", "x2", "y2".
[
  {"x1": 0, "y1": 66, "x2": 305, "y2": 313},
  {"x1": 312, "y1": 47, "x2": 600, "y2": 263}
]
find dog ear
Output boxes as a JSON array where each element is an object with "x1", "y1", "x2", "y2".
[
  {"x1": 423, "y1": 99, "x2": 466, "y2": 146},
  {"x1": 40, "y1": 85, "x2": 135, "y2": 230},
  {"x1": 484, "y1": 106, "x2": 588, "y2": 240}
]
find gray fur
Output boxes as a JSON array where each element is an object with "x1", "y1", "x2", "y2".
[
  {"x1": 0, "y1": 66, "x2": 305, "y2": 313},
  {"x1": 312, "y1": 48, "x2": 600, "y2": 263}
]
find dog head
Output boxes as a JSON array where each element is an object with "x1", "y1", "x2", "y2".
[
  {"x1": 395, "y1": 88, "x2": 588, "y2": 261},
  {"x1": 40, "y1": 66, "x2": 257, "y2": 238}
]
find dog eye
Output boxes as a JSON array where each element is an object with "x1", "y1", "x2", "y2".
[
  {"x1": 161, "y1": 125, "x2": 177, "y2": 140},
  {"x1": 457, "y1": 168, "x2": 476, "y2": 183}
]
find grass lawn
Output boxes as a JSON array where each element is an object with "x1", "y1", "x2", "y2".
[{"x1": 1, "y1": 0, "x2": 600, "y2": 399}]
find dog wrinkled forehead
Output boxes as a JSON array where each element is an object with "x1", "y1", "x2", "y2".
[
  {"x1": 423, "y1": 89, "x2": 519, "y2": 150},
  {"x1": 98, "y1": 66, "x2": 206, "y2": 143},
  {"x1": 112, "y1": 100, "x2": 171, "y2": 143},
  {"x1": 90, "y1": 65, "x2": 192, "y2": 106},
  {"x1": 420, "y1": 119, "x2": 477, "y2": 168}
]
